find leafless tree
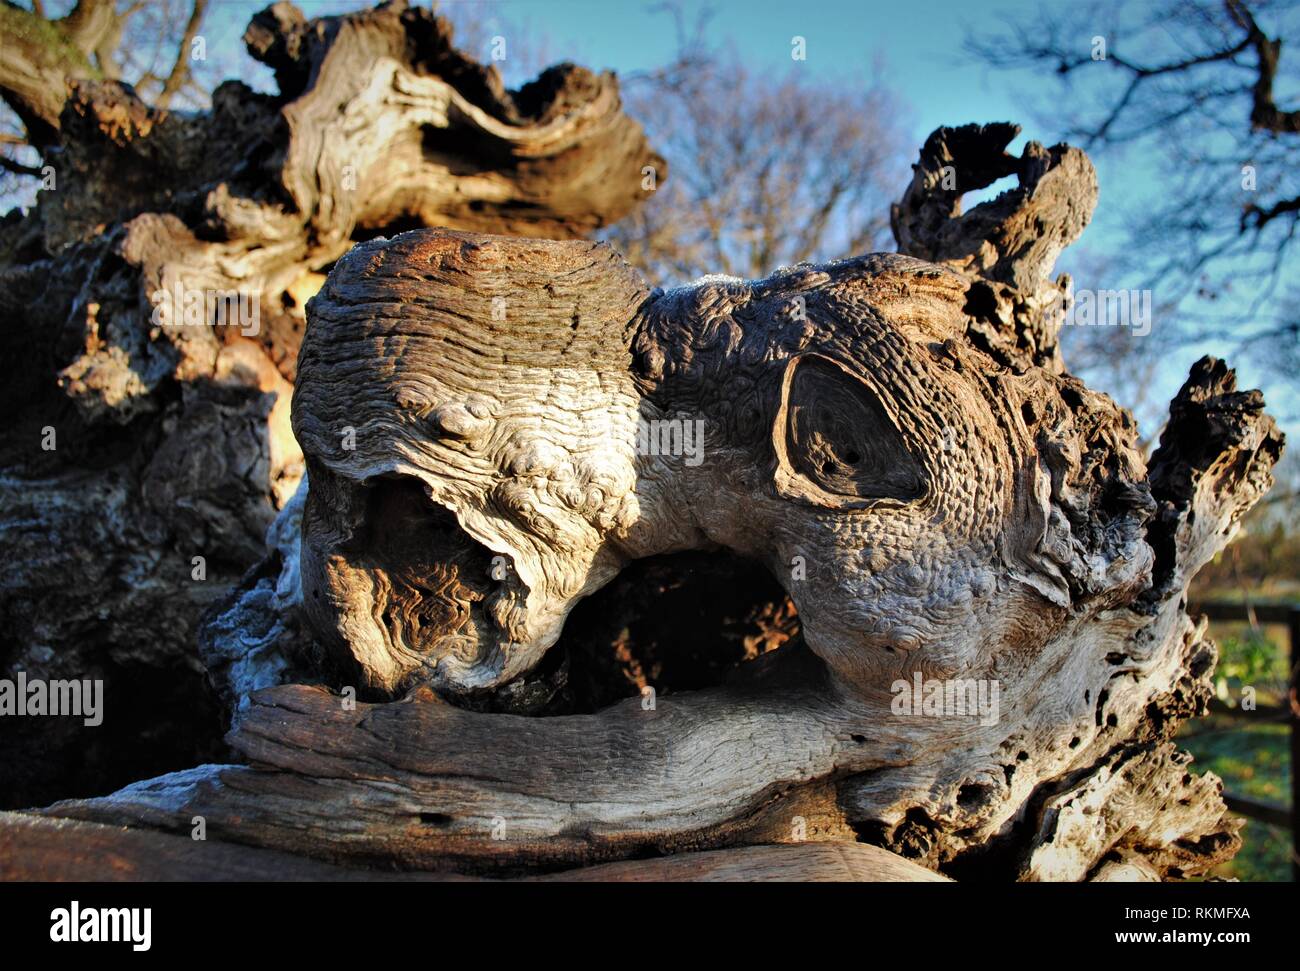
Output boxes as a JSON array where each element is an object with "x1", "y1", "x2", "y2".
[
  {"x1": 605, "y1": 13, "x2": 908, "y2": 286},
  {"x1": 0, "y1": 0, "x2": 217, "y2": 200},
  {"x1": 968, "y1": 0, "x2": 1300, "y2": 385}
]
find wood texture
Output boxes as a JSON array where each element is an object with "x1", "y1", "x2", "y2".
[
  {"x1": 0, "y1": 811, "x2": 941, "y2": 882},
  {"x1": 28, "y1": 126, "x2": 1283, "y2": 882},
  {"x1": 0, "y1": 0, "x2": 661, "y2": 806}
]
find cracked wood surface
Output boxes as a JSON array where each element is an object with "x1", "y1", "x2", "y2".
[
  {"x1": 0, "y1": 0, "x2": 661, "y2": 808},
  {"x1": 0, "y1": 811, "x2": 943, "y2": 882},
  {"x1": 26, "y1": 126, "x2": 1284, "y2": 881}
]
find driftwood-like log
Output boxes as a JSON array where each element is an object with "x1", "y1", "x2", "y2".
[
  {"x1": 33, "y1": 124, "x2": 1283, "y2": 881},
  {"x1": 0, "y1": 811, "x2": 942, "y2": 882},
  {"x1": 0, "y1": 0, "x2": 661, "y2": 806}
]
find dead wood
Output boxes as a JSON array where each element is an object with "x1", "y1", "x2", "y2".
[
  {"x1": 0, "y1": 810, "x2": 942, "y2": 882},
  {"x1": 27, "y1": 126, "x2": 1283, "y2": 881},
  {"x1": 0, "y1": 0, "x2": 661, "y2": 807}
]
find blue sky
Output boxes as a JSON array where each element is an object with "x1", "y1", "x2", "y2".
[
  {"x1": 206, "y1": 0, "x2": 1295, "y2": 434},
  {"x1": 446, "y1": 0, "x2": 1043, "y2": 142},
  {"x1": 206, "y1": 0, "x2": 1047, "y2": 148},
  {"x1": 10, "y1": 0, "x2": 1297, "y2": 438}
]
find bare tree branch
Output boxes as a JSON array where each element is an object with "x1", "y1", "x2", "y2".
[
  {"x1": 155, "y1": 0, "x2": 207, "y2": 109},
  {"x1": 1228, "y1": 0, "x2": 1300, "y2": 133},
  {"x1": 0, "y1": 152, "x2": 41, "y2": 178},
  {"x1": 969, "y1": 0, "x2": 1300, "y2": 394}
]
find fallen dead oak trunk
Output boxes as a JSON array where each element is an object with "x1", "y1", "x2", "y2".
[
  {"x1": 0, "y1": 811, "x2": 944, "y2": 882},
  {"x1": 0, "y1": 0, "x2": 662, "y2": 807},
  {"x1": 38, "y1": 124, "x2": 1283, "y2": 881}
]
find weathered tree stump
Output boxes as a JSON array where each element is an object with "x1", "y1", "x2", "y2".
[
  {"x1": 0, "y1": 810, "x2": 944, "y2": 882},
  {"x1": 23, "y1": 124, "x2": 1283, "y2": 881},
  {"x1": 0, "y1": 0, "x2": 662, "y2": 806}
]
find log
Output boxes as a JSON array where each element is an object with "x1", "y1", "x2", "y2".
[
  {"x1": 525, "y1": 842, "x2": 949, "y2": 882},
  {"x1": 0, "y1": 811, "x2": 941, "y2": 882},
  {"x1": 0, "y1": 0, "x2": 662, "y2": 806},
  {"x1": 31, "y1": 125, "x2": 1283, "y2": 881}
]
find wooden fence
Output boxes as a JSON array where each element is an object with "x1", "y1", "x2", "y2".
[{"x1": 1188, "y1": 601, "x2": 1299, "y2": 881}]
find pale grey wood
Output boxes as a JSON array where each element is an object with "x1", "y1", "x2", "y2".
[
  {"x1": 0, "y1": 811, "x2": 941, "y2": 882},
  {"x1": 35, "y1": 127, "x2": 1283, "y2": 882},
  {"x1": 0, "y1": 0, "x2": 662, "y2": 802}
]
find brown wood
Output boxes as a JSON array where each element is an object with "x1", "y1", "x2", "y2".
[
  {"x1": 0, "y1": 811, "x2": 941, "y2": 882},
  {"x1": 25, "y1": 125, "x2": 1284, "y2": 882},
  {"x1": 0, "y1": 1, "x2": 1286, "y2": 885},
  {"x1": 525, "y1": 842, "x2": 950, "y2": 883},
  {"x1": 0, "y1": 0, "x2": 663, "y2": 807}
]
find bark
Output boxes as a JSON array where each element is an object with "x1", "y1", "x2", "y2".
[
  {"x1": 0, "y1": 0, "x2": 661, "y2": 808},
  {"x1": 0, "y1": 810, "x2": 942, "y2": 882},
  {"x1": 25, "y1": 125, "x2": 1284, "y2": 881},
  {"x1": 0, "y1": 0, "x2": 121, "y2": 149}
]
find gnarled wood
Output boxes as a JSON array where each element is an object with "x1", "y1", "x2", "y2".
[
  {"x1": 0, "y1": 0, "x2": 662, "y2": 808},
  {"x1": 0, "y1": 811, "x2": 941, "y2": 882},
  {"x1": 30, "y1": 125, "x2": 1283, "y2": 881}
]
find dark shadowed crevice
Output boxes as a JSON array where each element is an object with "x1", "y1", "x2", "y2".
[
  {"x1": 466, "y1": 550, "x2": 799, "y2": 717},
  {"x1": 558, "y1": 550, "x2": 800, "y2": 714},
  {"x1": 0, "y1": 634, "x2": 228, "y2": 810}
]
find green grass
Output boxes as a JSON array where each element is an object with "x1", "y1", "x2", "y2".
[{"x1": 1178, "y1": 716, "x2": 1292, "y2": 881}]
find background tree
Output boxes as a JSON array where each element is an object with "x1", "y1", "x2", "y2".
[
  {"x1": 604, "y1": 8, "x2": 908, "y2": 286},
  {"x1": 969, "y1": 0, "x2": 1300, "y2": 390},
  {"x1": 0, "y1": 0, "x2": 212, "y2": 188}
]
